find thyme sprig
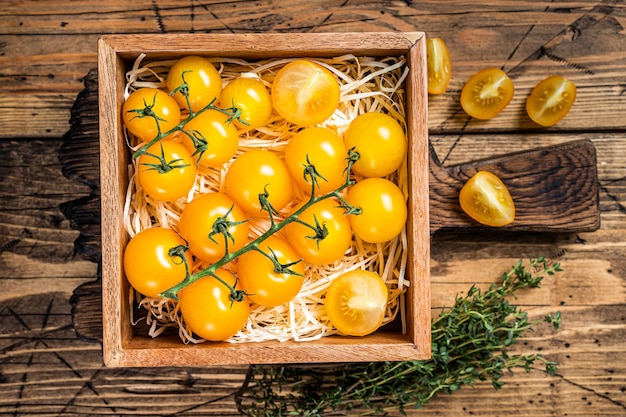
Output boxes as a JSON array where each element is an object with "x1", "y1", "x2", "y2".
[{"x1": 236, "y1": 257, "x2": 563, "y2": 416}]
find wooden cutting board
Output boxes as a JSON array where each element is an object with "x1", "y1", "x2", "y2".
[
  {"x1": 61, "y1": 69, "x2": 600, "y2": 343},
  {"x1": 429, "y1": 139, "x2": 600, "y2": 233}
]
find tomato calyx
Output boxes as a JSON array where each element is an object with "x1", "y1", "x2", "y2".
[
  {"x1": 168, "y1": 70, "x2": 193, "y2": 110},
  {"x1": 181, "y1": 130, "x2": 209, "y2": 166},
  {"x1": 292, "y1": 213, "x2": 330, "y2": 250},
  {"x1": 168, "y1": 244, "x2": 190, "y2": 265},
  {"x1": 140, "y1": 142, "x2": 191, "y2": 174},
  {"x1": 258, "y1": 184, "x2": 281, "y2": 221},
  {"x1": 125, "y1": 91, "x2": 170, "y2": 135},
  {"x1": 207, "y1": 204, "x2": 250, "y2": 248},
  {"x1": 255, "y1": 246, "x2": 304, "y2": 277},
  {"x1": 302, "y1": 155, "x2": 329, "y2": 193}
]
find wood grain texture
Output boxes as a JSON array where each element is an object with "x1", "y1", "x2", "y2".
[
  {"x1": 1, "y1": 1, "x2": 625, "y2": 137},
  {"x1": 430, "y1": 139, "x2": 600, "y2": 233},
  {"x1": 1, "y1": 0, "x2": 625, "y2": 416}
]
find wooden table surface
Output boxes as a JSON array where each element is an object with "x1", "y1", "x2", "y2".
[{"x1": 1, "y1": 1, "x2": 625, "y2": 416}]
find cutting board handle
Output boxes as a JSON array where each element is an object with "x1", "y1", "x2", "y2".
[{"x1": 428, "y1": 139, "x2": 601, "y2": 234}]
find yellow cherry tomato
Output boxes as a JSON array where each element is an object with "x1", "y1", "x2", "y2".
[
  {"x1": 285, "y1": 126, "x2": 348, "y2": 195},
  {"x1": 284, "y1": 198, "x2": 353, "y2": 265},
  {"x1": 178, "y1": 269, "x2": 250, "y2": 341},
  {"x1": 122, "y1": 88, "x2": 181, "y2": 142},
  {"x1": 237, "y1": 235, "x2": 305, "y2": 307},
  {"x1": 271, "y1": 59, "x2": 340, "y2": 126},
  {"x1": 324, "y1": 269, "x2": 389, "y2": 337},
  {"x1": 346, "y1": 178, "x2": 407, "y2": 243},
  {"x1": 167, "y1": 55, "x2": 222, "y2": 113},
  {"x1": 526, "y1": 75, "x2": 576, "y2": 127},
  {"x1": 181, "y1": 109, "x2": 240, "y2": 168},
  {"x1": 224, "y1": 149, "x2": 294, "y2": 216},
  {"x1": 220, "y1": 76, "x2": 273, "y2": 130},
  {"x1": 343, "y1": 112, "x2": 407, "y2": 178},
  {"x1": 136, "y1": 140, "x2": 197, "y2": 202},
  {"x1": 123, "y1": 227, "x2": 191, "y2": 298},
  {"x1": 178, "y1": 192, "x2": 250, "y2": 263},
  {"x1": 427, "y1": 37, "x2": 452, "y2": 95},
  {"x1": 459, "y1": 171, "x2": 515, "y2": 227},
  {"x1": 460, "y1": 67, "x2": 514, "y2": 120}
]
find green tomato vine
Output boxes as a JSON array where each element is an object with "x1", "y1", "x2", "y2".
[{"x1": 125, "y1": 80, "x2": 363, "y2": 302}]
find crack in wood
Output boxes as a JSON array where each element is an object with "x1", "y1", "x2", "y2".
[{"x1": 151, "y1": 0, "x2": 166, "y2": 33}]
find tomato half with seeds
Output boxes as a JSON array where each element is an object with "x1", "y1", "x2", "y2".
[
  {"x1": 284, "y1": 198, "x2": 353, "y2": 265},
  {"x1": 343, "y1": 112, "x2": 407, "y2": 178},
  {"x1": 325, "y1": 269, "x2": 389, "y2": 337},
  {"x1": 136, "y1": 140, "x2": 197, "y2": 202},
  {"x1": 181, "y1": 109, "x2": 240, "y2": 168},
  {"x1": 178, "y1": 192, "x2": 250, "y2": 263},
  {"x1": 167, "y1": 55, "x2": 222, "y2": 113},
  {"x1": 285, "y1": 126, "x2": 348, "y2": 195},
  {"x1": 346, "y1": 177, "x2": 407, "y2": 243},
  {"x1": 123, "y1": 227, "x2": 191, "y2": 298},
  {"x1": 220, "y1": 76, "x2": 273, "y2": 130},
  {"x1": 526, "y1": 75, "x2": 576, "y2": 127},
  {"x1": 460, "y1": 68, "x2": 514, "y2": 120},
  {"x1": 427, "y1": 37, "x2": 452, "y2": 95},
  {"x1": 178, "y1": 269, "x2": 250, "y2": 341},
  {"x1": 237, "y1": 235, "x2": 305, "y2": 307},
  {"x1": 224, "y1": 149, "x2": 294, "y2": 216},
  {"x1": 459, "y1": 171, "x2": 515, "y2": 227},
  {"x1": 271, "y1": 59, "x2": 340, "y2": 126},
  {"x1": 122, "y1": 88, "x2": 181, "y2": 142}
]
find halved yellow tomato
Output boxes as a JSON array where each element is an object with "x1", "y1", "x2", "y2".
[
  {"x1": 460, "y1": 67, "x2": 514, "y2": 120},
  {"x1": 459, "y1": 171, "x2": 515, "y2": 227},
  {"x1": 271, "y1": 59, "x2": 340, "y2": 126},
  {"x1": 426, "y1": 37, "x2": 451, "y2": 95},
  {"x1": 324, "y1": 269, "x2": 388, "y2": 337},
  {"x1": 526, "y1": 75, "x2": 576, "y2": 127}
]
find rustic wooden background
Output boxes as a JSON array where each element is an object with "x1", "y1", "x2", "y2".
[{"x1": 1, "y1": 1, "x2": 625, "y2": 415}]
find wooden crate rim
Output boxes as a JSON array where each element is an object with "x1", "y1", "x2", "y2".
[
  {"x1": 98, "y1": 32, "x2": 426, "y2": 59},
  {"x1": 98, "y1": 32, "x2": 431, "y2": 367}
]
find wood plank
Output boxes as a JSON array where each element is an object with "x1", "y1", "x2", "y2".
[
  {"x1": 0, "y1": 139, "x2": 94, "y2": 270},
  {"x1": 0, "y1": 1, "x2": 625, "y2": 137}
]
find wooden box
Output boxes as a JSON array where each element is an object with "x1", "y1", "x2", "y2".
[{"x1": 98, "y1": 33, "x2": 430, "y2": 367}]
